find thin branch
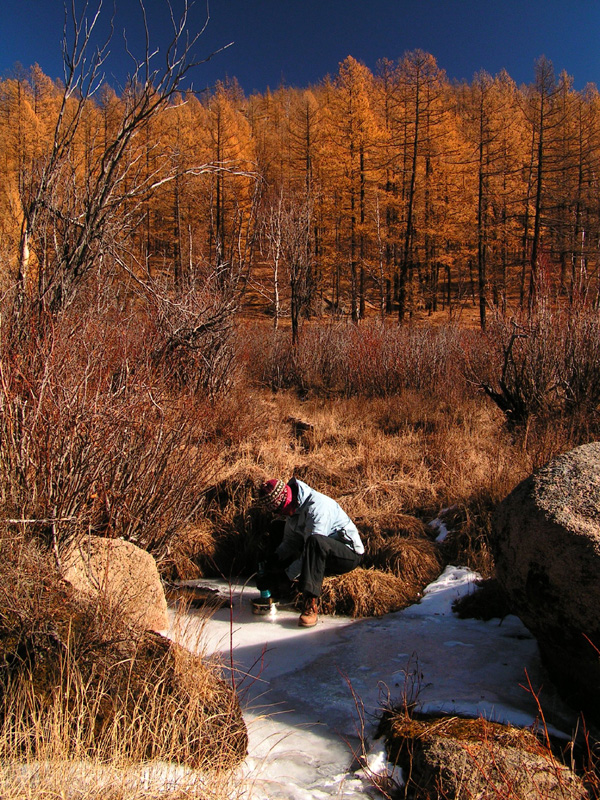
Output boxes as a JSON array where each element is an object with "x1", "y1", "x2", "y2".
[{"x1": 4, "y1": 517, "x2": 78, "y2": 524}]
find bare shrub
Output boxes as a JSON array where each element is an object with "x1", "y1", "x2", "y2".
[
  {"x1": 14, "y1": 0, "x2": 251, "y2": 321},
  {"x1": 475, "y1": 313, "x2": 563, "y2": 424},
  {"x1": 241, "y1": 325, "x2": 304, "y2": 391},
  {"x1": 0, "y1": 298, "x2": 228, "y2": 562},
  {"x1": 472, "y1": 302, "x2": 600, "y2": 441},
  {"x1": 561, "y1": 308, "x2": 600, "y2": 414},
  {"x1": 147, "y1": 275, "x2": 244, "y2": 399},
  {"x1": 242, "y1": 321, "x2": 472, "y2": 402},
  {"x1": 341, "y1": 323, "x2": 466, "y2": 400}
]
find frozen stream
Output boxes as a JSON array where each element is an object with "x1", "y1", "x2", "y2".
[{"x1": 166, "y1": 566, "x2": 579, "y2": 799}]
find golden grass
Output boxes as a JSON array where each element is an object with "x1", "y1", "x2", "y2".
[
  {"x1": 186, "y1": 385, "x2": 531, "y2": 585},
  {"x1": 320, "y1": 567, "x2": 419, "y2": 617},
  {"x1": 367, "y1": 536, "x2": 445, "y2": 587},
  {"x1": 0, "y1": 643, "x2": 247, "y2": 800},
  {"x1": 0, "y1": 629, "x2": 247, "y2": 767},
  {"x1": 0, "y1": 747, "x2": 240, "y2": 800},
  {"x1": 0, "y1": 532, "x2": 247, "y2": 800}
]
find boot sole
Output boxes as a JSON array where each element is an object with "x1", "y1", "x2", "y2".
[{"x1": 298, "y1": 615, "x2": 318, "y2": 627}]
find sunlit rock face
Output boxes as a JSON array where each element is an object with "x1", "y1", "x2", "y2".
[
  {"x1": 62, "y1": 535, "x2": 168, "y2": 631},
  {"x1": 492, "y1": 441, "x2": 600, "y2": 721}
]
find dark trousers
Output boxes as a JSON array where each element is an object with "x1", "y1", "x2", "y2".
[{"x1": 299, "y1": 535, "x2": 362, "y2": 598}]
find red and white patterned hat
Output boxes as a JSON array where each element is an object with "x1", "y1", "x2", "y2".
[{"x1": 258, "y1": 478, "x2": 292, "y2": 511}]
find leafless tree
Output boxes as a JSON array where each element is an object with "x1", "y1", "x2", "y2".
[
  {"x1": 281, "y1": 195, "x2": 314, "y2": 345},
  {"x1": 16, "y1": 0, "x2": 241, "y2": 320},
  {"x1": 261, "y1": 190, "x2": 285, "y2": 328}
]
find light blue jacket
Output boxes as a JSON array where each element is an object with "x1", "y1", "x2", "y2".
[{"x1": 275, "y1": 479, "x2": 364, "y2": 580}]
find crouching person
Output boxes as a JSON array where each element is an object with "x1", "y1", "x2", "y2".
[{"x1": 254, "y1": 477, "x2": 364, "y2": 628}]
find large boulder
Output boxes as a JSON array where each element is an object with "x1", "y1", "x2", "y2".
[
  {"x1": 492, "y1": 442, "x2": 600, "y2": 718},
  {"x1": 62, "y1": 536, "x2": 168, "y2": 631}
]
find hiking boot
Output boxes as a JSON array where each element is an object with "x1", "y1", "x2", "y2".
[
  {"x1": 298, "y1": 595, "x2": 318, "y2": 628},
  {"x1": 251, "y1": 596, "x2": 275, "y2": 615}
]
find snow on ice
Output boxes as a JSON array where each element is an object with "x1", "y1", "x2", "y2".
[{"x1": 166, "y1": 566, "x2": 580, "y2": 799}]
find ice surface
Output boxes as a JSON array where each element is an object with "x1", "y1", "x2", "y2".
[{"x1": 165, "y1": 566, "x2": 579, "y2": 799}]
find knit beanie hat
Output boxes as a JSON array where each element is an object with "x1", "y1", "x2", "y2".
[{"x1": 258, "y1": 478, "x2": 292, "y2": 511}]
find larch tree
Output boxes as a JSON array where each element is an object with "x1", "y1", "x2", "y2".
[
  {"x1": 460, "y1": 70, "x2": 520, "y2": 328},
  {"x1": 327, "y1": 56, "x2": 378, "y2": 322},
  {"x1": 522, "y1": 56, "x2": 561, "y2": 309},
  {"x1": 201, "y1": 79, "x2": 256, "y2": 284},
  {"x1": 395, "y1": 50, "x2": 446, "y2": 321},
  {"x1": 574, "y1": 85, "x2": 600, "y2": 305},
  {"x1": 0, "y1": 67, "x2": 60, "y2": 289},
  {"x1": 374, "y1": 58, "x2": 403, "y2": 315},
  {"x1": 287, "y1": 88, "x2": 325, "y2": 311}
]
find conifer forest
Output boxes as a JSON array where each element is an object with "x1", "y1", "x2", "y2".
[{"x1": 2, "y1": 50, "x2": 600, "y2": 331}]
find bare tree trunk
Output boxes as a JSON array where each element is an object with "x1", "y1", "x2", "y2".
[{"x1": 17, "y1": 0, "x2": 238, "y2": 322}]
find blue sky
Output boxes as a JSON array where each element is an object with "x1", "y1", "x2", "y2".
[{"x1": 2, "y1": 1, "x2": 600, "y2": 95}]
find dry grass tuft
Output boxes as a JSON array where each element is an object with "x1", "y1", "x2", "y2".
[
  {"x1": 320, "y1": 567, "x2": 417, "y2": 617},
  {"x1": 0, "y1": 531, "x2": 247, "y2": 776},
  {"x1": 292, "y1": 461, "x2": 355, "y2": 492},
  {"x1": 384, "y1": 712, "x2": 550, "y2": 755},
  {"x1": 367, "y1": 536, "x2": 445, "y2": 587},
  {"x1": 163, "y1": 518, "x2": 217, "y2": 580},
  {"x1": 359, "y1": 512, "x2": 432, "y2": 546},
  {"x1": 439, "y1": 496, "x2": 498, "y2": 579}
]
